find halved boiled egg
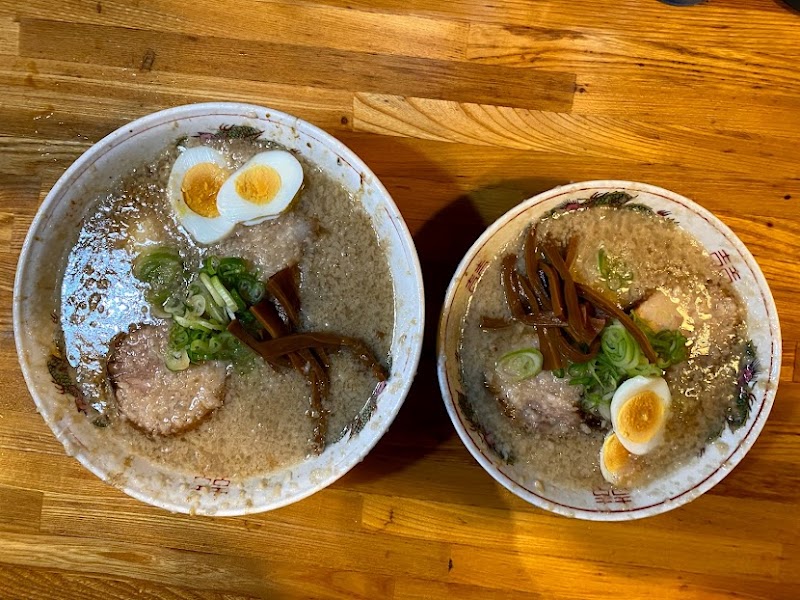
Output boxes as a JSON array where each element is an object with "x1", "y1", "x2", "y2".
[
  {"x1": 610, "y1": 375, "x2": 671, "y2": 455},
  {"x1": 168, "y1": 147, "x2": 235, "y2": 244},
  {"x1": 600, "y1": 432, "x2": 635, "y2": 485},
  {"x1": 216, "y1": 150, "x2": 303, "y2": 226}
]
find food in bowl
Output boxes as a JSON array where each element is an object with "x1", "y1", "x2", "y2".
[
  {"x1": 52, "y1": 127, "x2": 394, "y2": 480},
  {"x1": 457, "y1": 191, "x2": 754, "y2": 490}
]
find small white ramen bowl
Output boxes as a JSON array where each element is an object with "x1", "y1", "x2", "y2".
[
  {"x1": 438, "y1": 180, "x2": 781, "y2": 521},
  {"x1": 14, "y1": 102, "x2": 424, "y2": 516}
]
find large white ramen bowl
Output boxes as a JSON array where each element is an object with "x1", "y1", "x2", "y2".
[
  {"x1": 14, "y1": 103, "x2": 424, "y2": 516},
  {"x1": 438, "y1": 181, "x2": 781, "y2": 521}
]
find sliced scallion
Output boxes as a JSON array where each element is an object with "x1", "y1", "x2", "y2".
[
  {"x1": 496, "y1": 348, "x2": 544, "y2": 382},
  {"x1": 165, "y1": 349, "x2": 190, "y2": 371},
  {"x1": 211, "y1": 275, "x2": 239, "y2": 313},
  {"x1": 199, "y1": 272, "x2": 225, "y2": 308},
  {"x1": 173, "y1": 315, "x2": 224, "y2": 331}
]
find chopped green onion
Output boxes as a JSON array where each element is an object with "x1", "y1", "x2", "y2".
[
  {"x1": 228, "y1": 288, "x2": 247, "y2": 313},
  {"x1": 174, "y1": 315, "x2": 224, "y2": 331},
  {"x1": 217, "y1": 257, "x2": 248, "y2": 284},
  {"x1": 207, "y1": 303, "x2": 228, "y2": 325},
  {"x1": 632, "y1": 313, "x2": 689, "y2": 369},
  {"x1": 211, "y1": 275, "x2": 239, "y2": 313},
  {"x1": 236, "y1": 275, "x2": 265, "y2": 305},
  {"x1": 132, "y1": 246, "x2": 185, "y2": 306},
  {"x1": 165, "y1": 349, "x2": 190, "y2": 371},
  {"x1": 207, "y1": 336, "x2": 223, "y2": 354},
  {"x1": 169, "y1": 324, "x2": 190, "y2": 349},
  {"x1": 565, "y1": 316, "x2": 686, "y2": 419},
  {"x1": 497, "y1": 348, "x2": 544, "y2": 382},
  {"x1": 202, "y1": 256, "x2": 220, "y2": 276},
  {"x1": 162, "y1": 296, "x2": 185, "y2": 316},
  {"x1": 199, "y1": 272, "x2": 226, "y2": 308},
  {"x1": 597, "y1": 248, "x2": 632, "y2": 292},
  {"x1": 600, "y1": 321, "x2": 642, "y2": 372},
  {"x1": 135, "y1": 249, "x2": 265, "y2": 370},
  {"x1": 186, "y1": 294, "x2": 206, "y2": 318}
]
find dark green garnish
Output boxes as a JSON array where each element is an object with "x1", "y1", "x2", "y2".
[
  {"x1": 633, "y1": 314, "x2": 689, "y2": 369},
  {"x1": 133, "y1": 249, "x2": 264, "y2": 371},
  {"x1": 728, "y1": 341, "x2": 758, "y2": 429},
  {"x1": 597, "y1": 247, "x2": 633, "y2": 292},
  {"x1": 567, "y1": 319, "x2": 687, "y2": 418},
  {"x1": 132, "y1": 246, "x2": 185, "y2": 307}
]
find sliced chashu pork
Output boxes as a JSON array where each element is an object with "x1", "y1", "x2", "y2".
[
  {"x1": 212, "y1": 211, "x2": 316, "y2": 279},
  {"x1": 108, "y1": 325, "x2": 227, "y2": 436},
  {"x1": 489, "y1": 369, "x2": 584, "y2": 435}
]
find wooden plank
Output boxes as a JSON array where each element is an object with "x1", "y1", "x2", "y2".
[
  {"x1": 41, "y1": 488, "x2": 366, "y2": 538},
  {"x1": 710, "y1": 454, "x2": 800, "y2": 503},
  {"x1": 0, "y1": 137, "x2": 87, "y2": 178},
  {"x1": 301, "y1": 0, "x2": 789, "y2": 27},
  {"x1": 0, "y1": 411, "x2": 71, "y2": 456},
  {"x1": 0, "y1": 485, "x2": 42, "y2": 534},
  {"x1": 396, "y1": 579, "x2": 543, "y2": 600},
  {"x1": 0, "y1": 211, "x2": 12, "y2": 251},
  {"x1": 11, "y1": 0, "x2": 469, "y2": 61},
  {"x1": 771, "y1": 382, "x2": 800, "y2": 427},
  {"x1": 361, "y1": 495, "x2": 786, "y2": 579},
  {"x1": 17, "y1": 19, "x2": 576, "y2": 111},
  {"x1": 0, "y1": 1, "x2": 799, "y2": 597},
  {"x1": 38, "y1": 490, "x2": 451, "y2": 579},
  {"x1": 0, "y1": 561, "x2": 393, "y2": 600},
  {"x1": 0, "y1": 448, "x2": 113, "y2": 498},
  {"x1": 337, "y1": 131, "x2": 800, "y2": 202},
  {"x1": 571, "y1": 72, "x2": 800, "y2": 137},
  {"x1": 467, "y1": 22, "x2": 800, "y2": 87},
  {"x1": 0, "y1": 16, "x2": 19, "y2": 55},
  {"x1": 0, "y1": 564, "x2": 261, "y2": 600},
  {"x1": 352, "y1": 93, "x2": 800, "y2": 174},
  {"x1": 795, "y1": 342, "x2": 800, "y2": 382},
  {"x1": 0, "y1": 371, "x2": 36, "y2": 414},
  {"x1": 334, "y1": 442, "x2": 531, "y2": 510},
  {"x1": 0, "y1": 533, "x2": 275, "y2": 596},
  {"x1": 0, "y1": 58, "x2": 354, "y2": 141},
  {"x1": 447, "y1": 543, "x2": 793, "y2": 599}
]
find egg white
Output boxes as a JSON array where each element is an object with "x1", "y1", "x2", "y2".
[
  {"x1": 610, "y1": 375, "x2": 671, "y2": 455},
  {"x1": 216, "y1": 150, "x2": 303, "y2": 225},
  {"x1": 599, "y1": 432, "x2": 634, "y2": 486},
  {"x1": 168, "y1": 147, "x2": 235, "y2": 244}
]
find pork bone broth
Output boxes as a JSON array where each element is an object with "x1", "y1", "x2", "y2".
[
  {"x1": 458, "y1": 198, "x2": 748, "y2": 490},
  {"x1": 57, "y1": 134, "x2": 394, "y2": 479}
]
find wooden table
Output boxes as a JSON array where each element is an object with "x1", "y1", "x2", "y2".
[{"x1": 1, "y1": 1, "x2": 799, "y2": 598}]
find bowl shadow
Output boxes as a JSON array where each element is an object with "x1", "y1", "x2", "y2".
[{"x1": 337, "y1": 169, "x2": 568, "y2": 485}]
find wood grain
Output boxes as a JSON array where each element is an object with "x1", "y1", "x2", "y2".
[
  {"x1": 353, "y1": 93, "x2": 799, "y2": 173},
  {"x1": 0, "y1": 58, "x2": 353, "y2": 141},
  {"x1": 12, "y1": 0, "x2": 470, "y2": 62},
  {"x1": 1, "y1": 0, "x2": 800, "y2": 598},
  {"x1": 0, "y1": 486, "x2": 42, "y2": 534},
  {"x1": 18, "y1": 19, "x2": 576, "y2": 111},
  {"x1": 0, "y1": 564, "x2": 261, "y2": 600}
]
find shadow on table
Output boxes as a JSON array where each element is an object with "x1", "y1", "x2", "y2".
[
  {"x1": 334, "y1": 141, "x2": 569, "y2": 471},
  {"x1": 342, "y1": 169, "x2": 564, "y2": 484},
  {"x1": 319, "y1": 142, "x2": 576, "y2": 593},
  {"x1": 775, "y1": 0, "x2": 800, "y2": 14}
]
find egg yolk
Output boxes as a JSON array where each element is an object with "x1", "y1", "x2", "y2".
[
  {"x1": 234, "y1": 165, "x2": 282, "y2": 205},
  {"x1": 617, "y1": 391, "x2": 665, "y2": 443},
  {"x1": 603, "y1": 433, "x2": 632, "y2": 476},
  {"x1": 181, "y1": 163, "x2": 227, "y2": 218}
]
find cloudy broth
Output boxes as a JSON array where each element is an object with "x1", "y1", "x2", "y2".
[
  {"x1": 58, "y1": 136, "x2": 395, "y2": 479},
  {"x1": 458, "y1": 205, "x2": 747, "y2": 491}
]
